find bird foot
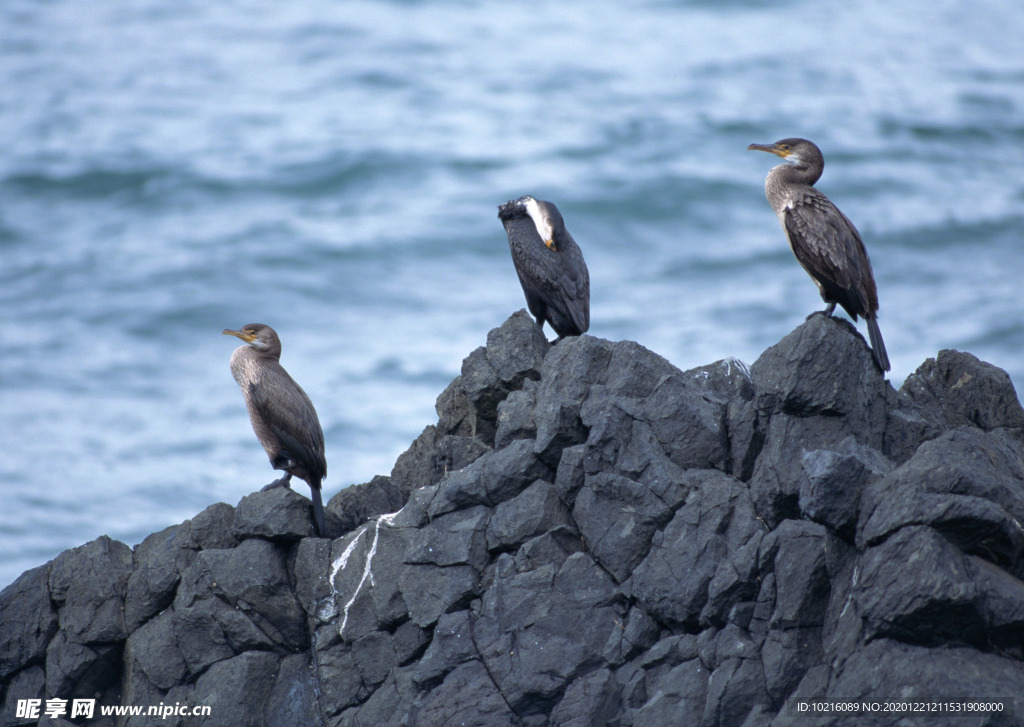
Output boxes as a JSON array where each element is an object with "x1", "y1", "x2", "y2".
[
  {"x1": 261, "y1": 476, "x2": 293, "y2": 491},
  {"x1": 805, "y1": 305, "x2": 836, "y2": 321}
]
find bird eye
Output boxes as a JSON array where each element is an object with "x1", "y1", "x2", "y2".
[{"x1": 779, "y1": 144, "x2": 790, "y2": 151}]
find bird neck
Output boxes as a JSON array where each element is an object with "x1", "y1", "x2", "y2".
[{"x1": 769, "y1": 161, "x2": 821, "y2": 188}]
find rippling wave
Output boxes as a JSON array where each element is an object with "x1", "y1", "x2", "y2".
[{"x1": 2, "y1": 0, "x2": 1023, "y2": 585}]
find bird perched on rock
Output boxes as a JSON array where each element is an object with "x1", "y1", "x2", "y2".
[
  {"x1": 223, "y1": 324, "x2": 327, "y2": 536},
  {"x1": 498, "y1": 196, "x2": 590, "y2": 340},
  {"x1": 748, "y1": 138, "x2": 890, "y2": 372}
]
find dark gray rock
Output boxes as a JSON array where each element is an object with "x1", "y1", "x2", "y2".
[
  {"x1": 233, "y1": 485, "x2": 333, "y2": 541},
  {"x1": 750, "y1": 413, "x2": 867, "y2": 527},
  {"x1": 798, "y1": 437, "x2": 892, "y2": 537},
  {"x1": 603, "y1": 606, "x2": 661, "y2": 666},
  {"x1": 703, "y1": 649, "x2": 770, "y2": 727},
  {"x1": 123, "y1": 610, "x2": 185, "y2": 690},
  {"x1": 193, "y1": 650, "x2": 279, "y2": 727},
  {"x1": 1, "y1": 665, "x2": 45, "y2": 725},
  {"x1": 852, "y1": 525, "x2": 993, "y2": 648},
  {"x1": 172, "y1": 501, "x2": 238, "y2": 550},
  {"x1": 533, "y1": 334, "x2": 614, "y2": 466},
  {"x1": 293, "y1": 536, "x2": 335, "y2": 624},
  {"x1": 495, "y1": 379, "x2": 539, "y2": 449},
  {"x1": 579, "y1": 392, "x2": 691, "y2": 505},
  {"x1": 751, "y1": 314, "x2": 892, "y2": 428},
  {"x1": 859, "y1": 427, "x2": 1024, "y2": 573},
  {"x1": 632, "y1": 659, "x2": 707, "y2": 727},
  {"x1": 413, "y1": 659, "x2": 518, "y2": 727},
  {"x1": 384, "y1": 425, "x2": 493, "y2": 517},
  {"x1": 633, "y1": 471, "x2": 763, "y2": 628},
  {"x1": 0, "y1": 565, "x2": 57, "y2": 680},
  {"x1": 5, "y1": 313, "x2": 1024, "y2": 727},
  {"x1": 760, "y1": 520, "x2": 831, "y2": 630},
  {"x1": 573, "y1": 472, "x2": 673, "y2": 583},
  {"x1": 434, "y1": 435, "x2": 493, "y2": 480},
  {"x1": 393, "y1": 618, "x2": 430, "y2": 666},
  {"x1": 407, "y1": 505, "x2": 491, "y2": 571},
  {"x1": 316, "y1": 641, "x2": 370, "y2": 717},
  {"x1": 389, "y1": 425, "x2": 442, "y2": 495},
  {"x1": 400, "y1": 563, "x2": 478, "y2": 630},
  {"x1": 458, "y1": 310, "x2": 549, "y2": 446},
  {"x1": 902, "y1": 349, "x2": 1024, "y2": 433},
  {"x1": 48, "y1": 536, "x2": 132, "y2": 645},
  {"x1": 412, "y1": 609, "x2": 477, "y2": 688},
  {"x1": 761, "y1": 627, "x2": 823, "y2": 706},
  {"x1": 265, "y1": 653, "x2": 319, "y2": 727},
  {"x1": 330, "y1": 515, "x2": 411, "y2": 640},
  {"x1": 775, "y1": 639, "x2": 1024, "y2": 726},
  {"x1": 513, "y1": 526, "x2": 583, "y2": 573},
  {"x1": 343, "y1": 663, "x2": 417, "y2": 726},
  {"x1": 175, "y1": 538, "x2": 307, "y2": 651},
  {"x1": 549, "y1": 668, "x2": 619, "y2": 727},
  {"x1": 554, "y1": 443, "x2": 587, "y2": 508},
  {"x1": 474, "y1": 552, "x2": 622, "y2": 712},
  {"x1": 327, "y1": 474, "x2": 409, "y2": 536},
  {"x1": 170, "y1": 598, "x2": 237, "y2": 676},
  {"x1": 487, "y1": 479, "x2": 570, "y2": 552},
  {"x1": 40, "y1": 536, "x2": 131, "y2": 701},
  {"x1": 349, "y1": 629, "x2": 398, "y2": 693},
  {"x1": 124, "y1": 525, "x2": 189, "y2": 632},
  {"x1": 641, "y1": 374, "x2": 730, "y2": 473},
  {"x1": 44, "y1": 631, "x2": 122, "y2": 703},
  {"x1": 427, "y1": 438, "x2": 553, "y2": 517}
]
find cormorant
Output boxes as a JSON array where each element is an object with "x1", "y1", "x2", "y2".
[
  {"x1": 748, "y1": 138, "x2": 890, "y2": 372},
  {"x1": 498, "y1": 196, "x2": 590, "y2": 340},
  {"x1": 223, "y1": 324, "x2": 327, "y2": 536}
]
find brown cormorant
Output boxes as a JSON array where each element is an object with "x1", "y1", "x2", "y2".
[
  {"x1": 498, "y1": 196, "x2": 590, "y2": 340},
  {"x1": 748, "y1": 138, "x2": 890, "y2": 372},
  {"x1": 223, "y1": 324, "x2": 327, "y2": 536}
]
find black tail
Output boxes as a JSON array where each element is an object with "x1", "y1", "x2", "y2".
[
  {"x1": 867, "y1": 315, "x2": 890, "y2": 373},
  {"x1": 311, "y1": 484, "x2": 327, "y2": 537}
]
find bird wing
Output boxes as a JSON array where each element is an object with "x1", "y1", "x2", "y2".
[
  {"x1": 249, "y1": 369, "x2": 326, "y2": 481},
  {"x1": 507, "y1": 219, "x2": 590, "y2": 334},
  {"x1": 555, "y1": 234, "x2": 590, "y2": 333},
  {"x1": 783, "y1": 192, "x2": 874, "y2": 316}
]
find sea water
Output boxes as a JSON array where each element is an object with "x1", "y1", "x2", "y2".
[{"x1": 2, "y1": 0, "x2": 1022, "y2": 585}]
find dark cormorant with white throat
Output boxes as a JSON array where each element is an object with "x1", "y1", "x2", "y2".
[
  {"x1": 498, "y1": 196, "x2": 590, "y2": 340},
  {"x1": 748, "y1": 138, "x2": 890, "y2": 372},
  {"x1": 223, "y1": 324, "x2": 327, "y2": 536}
]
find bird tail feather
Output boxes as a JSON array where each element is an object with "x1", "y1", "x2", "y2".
[
  {"x1": 311, "y1": 485, "x2": 327, "y2": 538},
  {"x1": 867, "y1": 315, "x2": 891, "y2": 373}
]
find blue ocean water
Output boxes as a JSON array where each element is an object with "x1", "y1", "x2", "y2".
[{"x1": 2, "y1": 0, "x2": 1023, "y2": 586}]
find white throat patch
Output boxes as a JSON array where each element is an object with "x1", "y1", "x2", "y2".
[{"x1": 522, "y1": 197, "x2": 555, "y2": 245}]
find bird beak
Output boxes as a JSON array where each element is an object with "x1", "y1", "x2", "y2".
[
  {"x1": 223, "y1": 328, "x2": 256, "y2": 343},
  {"x1": 747, "y1": 143, "x2": 789, "y2": 158}
]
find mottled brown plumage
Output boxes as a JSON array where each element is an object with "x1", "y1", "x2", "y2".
[
  {"x1": 498, "y1": 196, "x2": 590, "y2": 340},
  {"x1": 223, "y1": 324, "x2": 327, "y2": 536},
  {"x1": 748, "y1": 138, "x2": 890, "y2": 372}
]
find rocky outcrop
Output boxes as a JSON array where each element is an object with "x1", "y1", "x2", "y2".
[{"x1": 3, "y1": 310, "x2": 1024, "y2": 726}]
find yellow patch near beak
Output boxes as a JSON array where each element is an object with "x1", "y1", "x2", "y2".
[
  {"x1": 545, "y1": 238, "x2": 558, "y2": 251},
  {"x1": 748, "y1": 143, "x2": 790, "y2": 158},
  {"x1": 223, "y1": 329, "x2": 256, "y2": 343}
]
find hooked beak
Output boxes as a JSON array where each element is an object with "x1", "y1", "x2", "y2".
[
  {"x1": 222, "y1": 328, "x2": 256, "y2": 343},
  {"x1": 747, "y1": 143, "x2": 789, "y2": 158}
]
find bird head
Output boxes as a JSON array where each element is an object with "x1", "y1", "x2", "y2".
[
  {"x1": 747, "y1": 138, "x2": 822, "y2": 169},
  {"x1": 222, "y1": 324, "x2": 280, "y2": 354},
  {"x1": 497, "y1": 195, "x2": 569, "y2": 251}
]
